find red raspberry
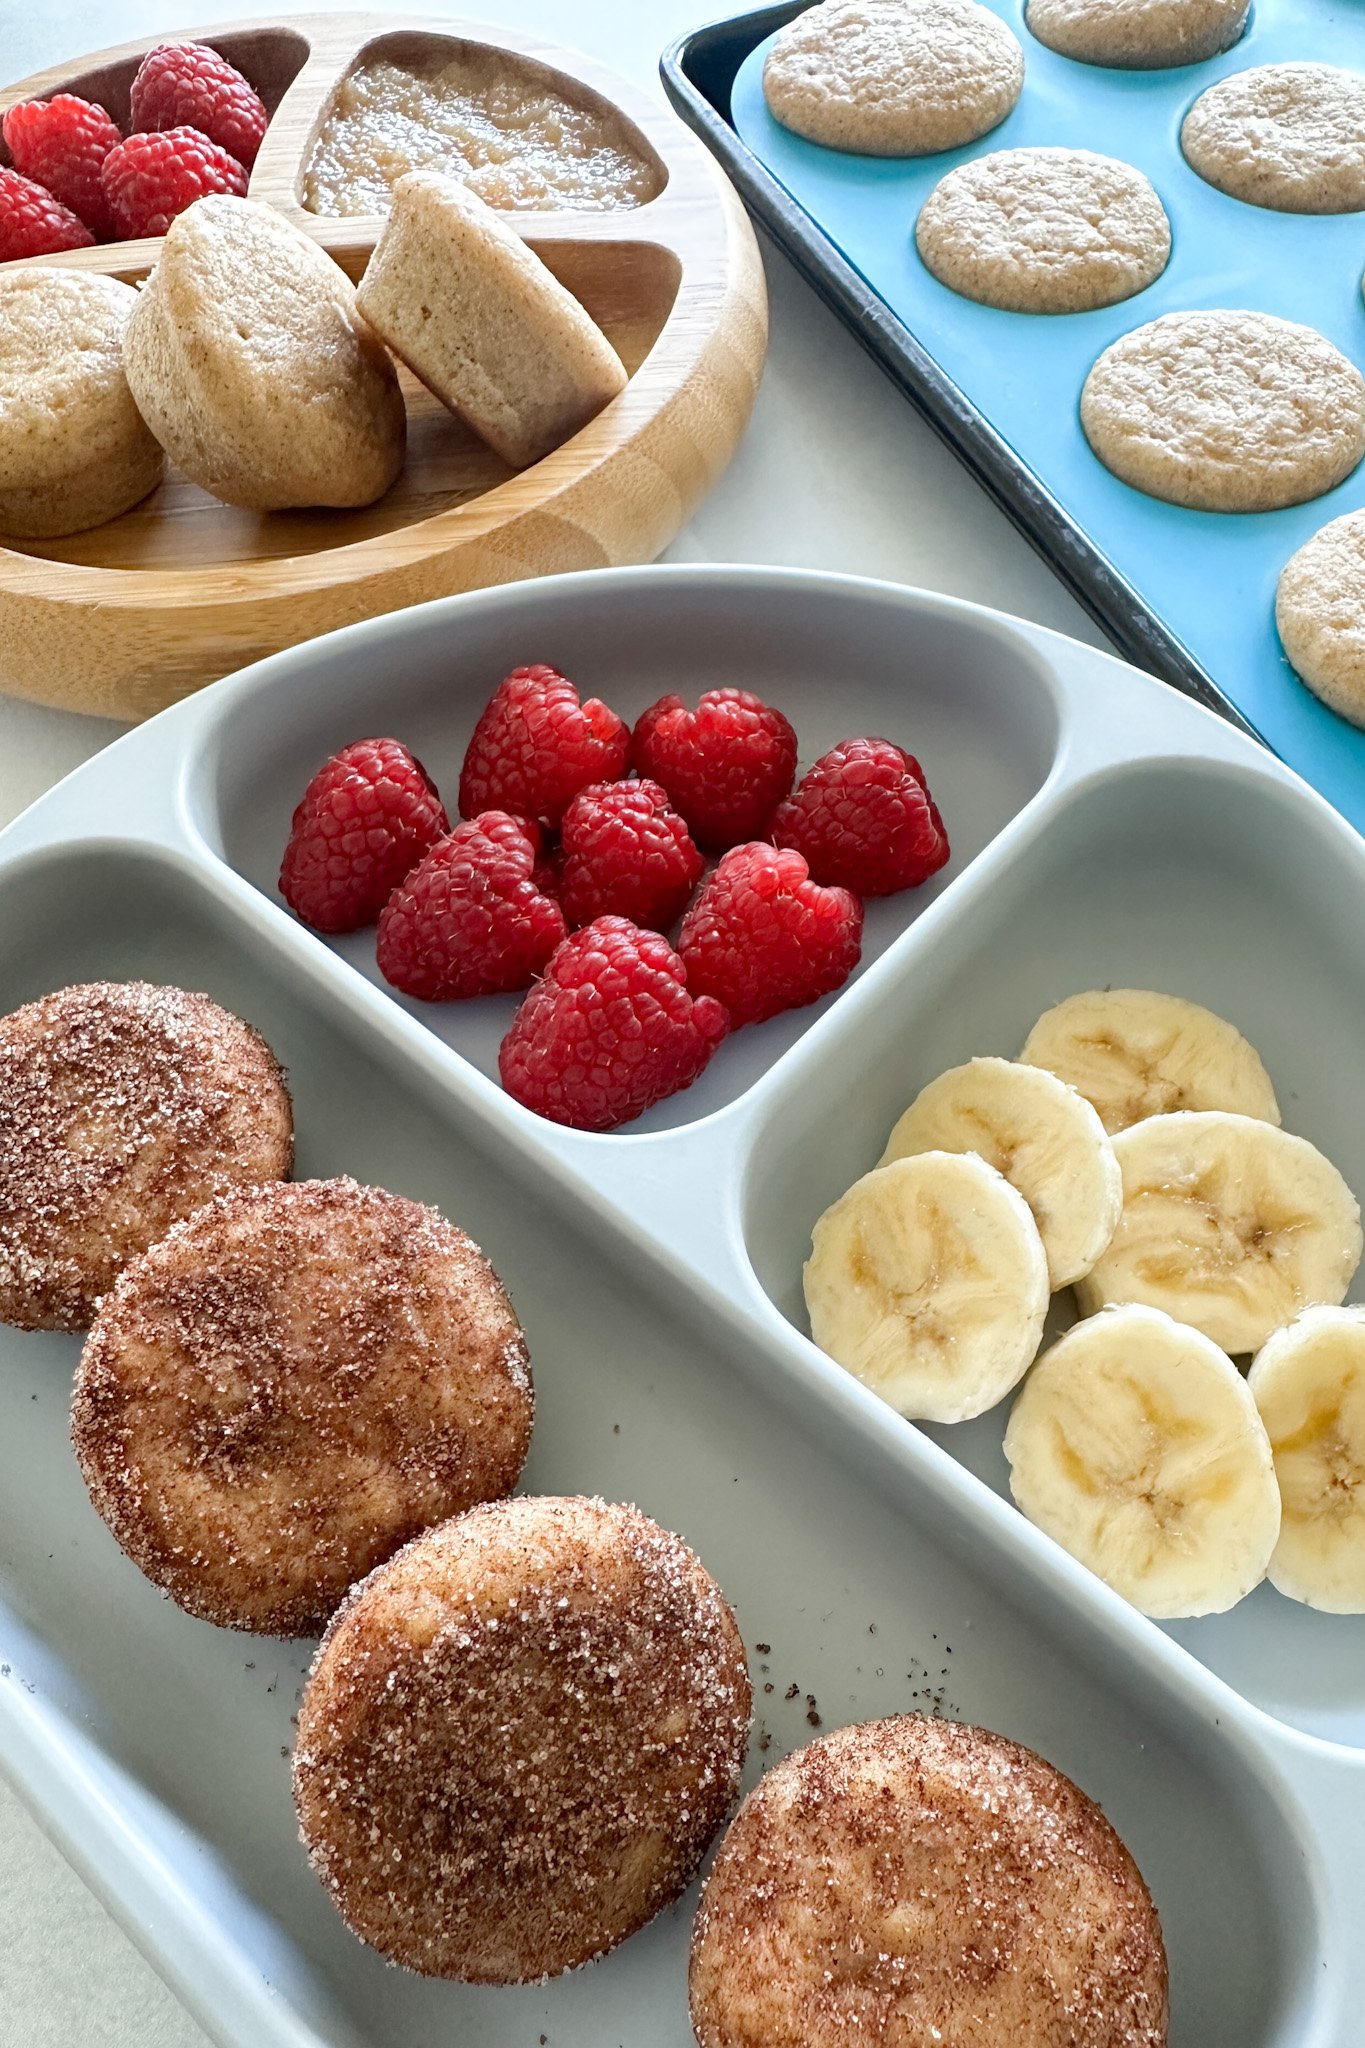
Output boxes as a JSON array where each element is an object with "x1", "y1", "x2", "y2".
[
  {"x1": 770, "y1": 738, "x2": 950, "y2": 897},
  {"x1": 459, "y1": 664, "x2": 630, "y2": 829},
  {"x1": 630, "y1": 688, "x2": 798, "y2": 851},
  {"x1": 677, "y1": 843, "x2": 862, "y2": 1028},
  {"x1": 279, "y1": 738, "x2": 449, "y2": 933},
  {"x1": 100, "y1": 126, "x2": 247, "y2": 239},
  {"x1": 377, "y1": 812, "x2": 566, "y2": 1001},
  {"x1": 499, "y1": 917, "x2": 729, "y2": 1131},
  {"x1": 130, "y1": 42, "x2": 269, "y2": 170},
  {"x1": 557, "y1": 778, "x2": 703, "y2": 931},
  {"x1": 0, "y1": 166, "x2": 94, "y2": 258},
  {"x1": 2, "y1": 96, "x2": 122, "y2": 238}
]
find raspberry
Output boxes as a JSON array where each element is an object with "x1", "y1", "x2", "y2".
[
  {"x1": 2, "y1": 96, "x2": 122, "y2": 238},
  {"x1": 631, "y1": 688, "x2": 798, "y2": 851},
  {"x1": 770, "y1": 738, "x2": 950, "y2": 897},
  {"x1": 459, "y1": 664, "x2": 630, "y2": 829},
  {"x1": 557, "y1": 779, "x2": 703, "y2": 931},
  {"x1": 130, "y1": 42, "x2": 269, "y2": 169},
  {"x1": 499, "y1": 917, "x2": 729, "y2": 1131},
  {"x1": 279, "y1": 738, "x2": 450, "y2": 933},
  {"x1": 0, "y1": 166, "x2": 94, "y2": 259},
  {"x1": 100, "y1": 126, "x2": 247, "y2": 239},
  {"x1": 677, "y1": 843, "x2": 863, "y2": 1028},
  {"x1": 377, "y1": 812, "x2": 567, "y2": 1001}
]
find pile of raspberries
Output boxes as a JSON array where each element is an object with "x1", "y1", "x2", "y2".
[
  {"x1": 1, "y1": 41, "x2": 267, "y2": 258},
  {"x1": 279, "y1": 665, "x2": 951, "y2": 1132}
]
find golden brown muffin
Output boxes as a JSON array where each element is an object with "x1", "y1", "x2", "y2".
[
  {"x1": 71, "y1": 1177, "x2": 532, "y2": 1633},
  {"x1": 691, "y1": 1715, "x2": 1168, "y2": 2048},
  {"x1": 0, "y1": 981, "x2": 292, "y2": 1330},
  {"x1": 293, "y1": 1494, "x2": 751, "y2": 1979}
]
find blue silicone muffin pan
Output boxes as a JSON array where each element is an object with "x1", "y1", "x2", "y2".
[{"x1": 663, "y1": 0, "x2": 1365, "y2": 834}]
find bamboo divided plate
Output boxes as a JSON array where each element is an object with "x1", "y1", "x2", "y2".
[{"x1": 0, "y1": 14, "x2": 767, "y2": 720}]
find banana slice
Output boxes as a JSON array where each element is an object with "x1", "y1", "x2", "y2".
[
  {"x1": 879, "y1": 1056, "x2": 1121, "y2": 1289},
  {"x1": 1248, "y1": 1306, "x2": 1365, "y2": 1613},
  {"x1": 1020, "y1": 989, "x2": 1280, "y2": 1134},
  {"x1": 804, "y1": 1151, "x2": 1048, "y2": 1423},
  {"x1": 1075, "y1": 1111, "x2": 1362, "y2": 1355},
  {"x1": 1004, "y1": 1303, "x2": 1281, "y2": 1618}
]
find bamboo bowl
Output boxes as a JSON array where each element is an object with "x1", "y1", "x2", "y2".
[{"x1": 0, "y1": 13, "x2": 767, "y2": 719}]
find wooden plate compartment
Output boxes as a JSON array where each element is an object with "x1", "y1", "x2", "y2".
[{"x1": 0, "y1": 14, "x2": 766, "y2": 718}]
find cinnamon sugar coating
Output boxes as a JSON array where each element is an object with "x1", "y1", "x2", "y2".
[
  {"x1": 71, "y1": 1177, "x2": 532, "y2": 1634},
  {"x1": 293, "y1": 1495, "x2": 752, "y2": 1981},
  {"x1": 690, "y1": 1715, "x2": 1168, "y2": 2048},
  {"x1": 0, "y1": 981, "x2": 293, "y2": 1331}
]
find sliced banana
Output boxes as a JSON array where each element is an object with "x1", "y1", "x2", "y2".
[
  {"x1": 1004, "y1": 1303, "x2": 1281, "y2": 1618},
  {"x1": 879, "y1": 1056, "x2": 1121, "y2": 1290},
  {"x1": 1020, "y1": 988, "x2": 1280, "y2": 1135},
  {"x1": 1249, "y1": 1306, "x2": 1365, "y2": 1613},
  {"x1": 1075, "y1": 1111, "x2": 1362, "y2": 1355},
  {"x1": 804, "y1": 1150, "x2": 1048, "y2": 1424}
]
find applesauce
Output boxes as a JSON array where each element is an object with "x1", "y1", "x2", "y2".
[{"x1": 302, "y1": 47, "x2": 661, "y2": 216}]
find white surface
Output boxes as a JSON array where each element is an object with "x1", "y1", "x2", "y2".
[{"x1": 0, "y1": 3, "x2": 1108, "y2": 2040}]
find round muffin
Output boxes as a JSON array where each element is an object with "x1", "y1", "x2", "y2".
[
  {"x1": 1026, "y1": 0, "x2": 1247, "y2": 69},
  {"x1": 71, "y1": 1176, "x2": 532, "y2": 1634},
  {"x1": 0, "y1": 981, "x2": 292, "y2": 1331},
  {"x1": 124, "y1": 194, "x2": 405, "y2": 510},
  {"x1": 762, "y1": 0, "x2": 1024, "y2": 158},
  {"x1": 0, "y1": 270, "x2": 163, "y2": 537},
  {"x1": 690, "y1": 1715, "x2": 1169, "y2": 2048},
  {"x1": 1182, "y1": 63, "x2": 1365, "y2": 215},
  {"x1": 917, "y1": 148, "x2": 1170, "y2": 314},
  {"x1": 1081, "y1": 310, "x2": 1365, "y2": 512},
  {"x1": 1277, "y1": 510, "x2": 1365, "y2": 727},
  {"x1": 293, "y1": 1494, "x2": 751, "y2": 1980}
]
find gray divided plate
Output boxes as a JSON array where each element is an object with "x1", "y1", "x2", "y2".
[{"x1": 0, "y1": 564, "x2": 1359, "y2": 2047}]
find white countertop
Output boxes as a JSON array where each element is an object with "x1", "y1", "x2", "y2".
[{"x1": 0, "y1": 2, "x2": 1109, "y2": 2040}]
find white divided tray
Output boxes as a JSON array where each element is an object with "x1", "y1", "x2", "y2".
[{"x1": 0, "y1": 564, "x2": 1360, "y2": 2048}]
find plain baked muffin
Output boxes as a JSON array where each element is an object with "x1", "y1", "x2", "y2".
[
  {"x1": 293, "y1": 1494, "x2": 751, "y2": 1979},
  {"x1": 71, "y1": 1176, "x2": 533, "y2": 1634},
  {"x1": 917, "y1": 148, "x2": 1170, "y2": 313},
  {"x1": 1081, "y1": 310, "x2": 1365, "y2": 511},
  {"x1": 691, "y1": 1715, "x2": 1169, "y2": 2048},
  {"x1": 1277, "y1": 510, "x2": 1365, "y2": 726},
  {"x1": 123, "y1": 194, "x2": 405, "y2": 510},
  {"x1": 1182, "y1": 63, "x2": 1365, "y2": 214},
  {"x1": 356, "y1": 169, "x2": 627, "y2": 469},
  {"x1": 0, "y1": 270, "x2": 163, "y2": 537},
  {"x1": 1026, "y1": 0, "x2": 1247, "y2": 69},
  {"x1": 0, "y1": 980, "x2": 292, "y2": 1331},
  {"x1": 762, "y1": 0, "x2": 1024, "y2": 156}
]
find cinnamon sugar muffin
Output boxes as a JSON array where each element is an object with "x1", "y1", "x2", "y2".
[
  {"x1": 293, "y1": 1494, "x2": 752, "y2": 1980},
  {"x1": 0, "y1": 981, "x2": 292, "y2": 1331},
  {"x1": 690, "y1": 1715, "x2": 1168, "y2": 2047},
  {"x1": 71, "y1": 1177, "x2": 532, "y2": 1634}
]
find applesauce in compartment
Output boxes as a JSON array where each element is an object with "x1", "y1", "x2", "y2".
[{"x1": 302, "y1": 33, "x2": 665, "y2": 217}]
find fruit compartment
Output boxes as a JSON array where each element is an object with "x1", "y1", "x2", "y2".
[
  {"x1": 740, "y1": 751, "x2": 1365, "y2": 1747},
  {"x1": 190, "y1": 569, "x2": 1063, "y2": 1133},
  {"x1": 0, "y1": 24, "x2": 310, "y2": 155},
  {"x1": 0, "y1": 23, "x2": 317, "y2": 286},
  {"x1": 0, "y1": 834, "x2": 1321, "y2": 2048}
]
